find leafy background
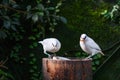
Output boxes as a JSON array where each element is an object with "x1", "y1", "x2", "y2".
[{"x1": 0, "y1": 0, "x2": 120, "y2": 80}]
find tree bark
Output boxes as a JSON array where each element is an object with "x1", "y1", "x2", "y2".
[{"x1": 42, "y1": 58, "x2": 92, "y2": 80}]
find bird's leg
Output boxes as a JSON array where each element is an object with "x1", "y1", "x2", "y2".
[
  {"x1": 44, "y1": 51, "x2": 51, "y2": 59},
  {"x1": 85, "y1": 53, "x2": 96, "y2": 60},
  {"x1": 53, "y1": 53, "x2": 56, "y2": 57},
  {"x1": 85, "y1": 55, "x2": 92, "y2": 59},
  {"x1": 46, "y1": 54, "x2": 51, "y2": 58},
  {"x1": 50, "y1": 53, "x2": 56, "y2": 59}
]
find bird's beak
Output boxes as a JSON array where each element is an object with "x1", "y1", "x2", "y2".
[{"x1": 80, "y1": 38, "x2": 84, "y2": 41}]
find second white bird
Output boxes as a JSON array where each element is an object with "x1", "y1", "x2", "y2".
[{"x1": 80, "y1": 34, "x2": 104, "y2": 59}]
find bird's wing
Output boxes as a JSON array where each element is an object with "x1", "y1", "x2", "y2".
[
  {"x1": 87, "y1": 37, "x2": 101, "y2": 51},
  {"x1": 52, "y1": 40, "x2": 58, "y2": 47},
  {"x1": 43, "y1": 38, "x2": 58, "y2": 48}
]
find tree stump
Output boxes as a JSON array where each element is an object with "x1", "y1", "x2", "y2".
[{"x1": 42, "y1": 58, "x2": 92, "y2": 80}]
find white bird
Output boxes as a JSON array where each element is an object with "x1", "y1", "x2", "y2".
[
  {"x1": 80, "y1": 34, "x2": 104, "y2": 59},
  {"x1": 38, "y1": 38, "x2": 61, "y2": 58}
]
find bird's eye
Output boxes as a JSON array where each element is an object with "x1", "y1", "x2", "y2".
[{"x1": 84, "y1": 36, "x2": 87, "y2": 40}]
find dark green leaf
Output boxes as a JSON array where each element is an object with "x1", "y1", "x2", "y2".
[
  {"x1": 12, "y1": 4, "x2": 19, "y2": 8},
  {"x1": 32, "y1": 29, "x2": 37, "y2": 32},
  {"x1": 33, "y1": 42, "x2": 38, "y2": 47},
  {"x1": 49, "y1": 27, "x2": 54, "y2": 32},
  {"x1": 0, "y1": 70, "x2": 15, "y2": 80},
  {"x1": 47, "y1": 7, "x2": 55, "y2": 10},
  {"x1": 32, "y1": 58, "x2": 37, "y2": 62},
  {"x1": 75, "y1": 52, "x2": 81, "y2": 57},
  {"x1": 30, "y1": 53, "x2": 35, "y2": 57},
  {"x1": 26, "y1": 5, "x2": 31, "y2": 11},
  {"x1": 92, "y1": 62, "x2": 95, "y2": 66},
  {"x1": 33, "y1": 73, "x2": 39, "y2": 77},
  {"x1": 29, "y1": 61, "x2": 34, "y2": 65},
  {"x1": 26, "y1": 13, "x2": 32, "y2": 19},
  {"x1": 93, "y1": 55, "x2": 99, "y2": 60},
  {"x1": 37, "y1": 4, "x2": 44, "y2": 10},
  {"x1": 0, "y1": 31, "x2": 7, "y2": 39},
  {"x1": 95, "y1": 60, "x2": 100, "y2": 65},
  {"x1": 12, "y1": 18, "x2": 20, "y2": 25},
  {"x1": 11, "y1": 25, "x2": 17, "y2": 31},
  {"x1": 3, "y1": 16, "x2": 10, "y2": 20},
  {"x1": 33, "y1": 66, "x2": 37, "y2": 70},
  {"x1": 32, "y1": 14, "x2": 38, "y2": 22},
  {"x1": 101, "y1": 10, "x2": 108, "y2": 15},
  {"x1": 38, "y1": 12, "x2": 44, "y2": 16},
  {"x1": 82, "y1": 52, "x2": 88, "y2": 56},
  {"x1": 35, "y1": 32, "x2": 42, "y2": 38},
  {"x1": 19, "y1": 35, "x2": 23, "y2": 40},
  {"x1": 56, "y1": 2, "x2": 62, "y2": 9},
  {"x1": 97, "y1": 54, "x2": 102, "y2": 58},
  {"x1": 29, "y1": 45, "x2": 34, "y2": 49},
  {"x1": 15, "y1": 36, "x2": 20, "y2": 41},
  {"x1": 59, "y1": 16, "x2": 67, "y2": 24},
  {"x1": 28, "y1": 36, "x2": 36, "y2": 40},
  {"x1": 30, "y1": 77, "x2": 37, "y2": 80},
  {"x1": 55, "y1": 9, "x2": 60, "y2": 13},
  {"x1": 29, "y1": 69, "x2": 35, "y2": 73},
  {"x1": 92, "y1": 67, "x2": 96, "y2": 71},
  {"x1": 3, "y1": 20, "x2": 11, "y2": 29},
  {"x1": 2, "y1": 0, "x2": 9, "y2": 5}
]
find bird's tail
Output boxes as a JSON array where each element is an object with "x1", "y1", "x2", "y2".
[
  {"x1": 38, "y1": 41, "x2": 43, "y2": 44},
  {"x1": 100, "y1": 51, "x2": 105, "y2": 56}
]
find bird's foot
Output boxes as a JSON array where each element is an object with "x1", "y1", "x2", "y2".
[
  {"x1": 47, "y1": 54, "x2": 52, "y2": 59},
  {"x1": 83, "y1": 57, "x2": 92, "y2": 60}
]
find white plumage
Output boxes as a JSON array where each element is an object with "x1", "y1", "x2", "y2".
[
  {"x1": 80, "y1": 34, "x2": 104, "y2": 59},
  {"x1": 38, "y1": 38, "x2": 61, "y2": 58},
  {"x1": 53, "y1": 56, "x2": 70, "y2": 60}
]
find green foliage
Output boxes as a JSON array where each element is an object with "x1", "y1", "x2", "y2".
[
  {"x1": 0, "y1": 0, "x2": 120, "y2": 79},
  {"x1": 59, "y1": 0, "x2": 120, "y2": 73},
  {"x1": 0, "y1": 0, "x2": 66, "y2": 80},
  {"x1": 0, "y1": 0, "x2": 66, "y2": 39},
  {"x1": 0, "y1": 69, "x2": 15, "y2": 80},
  {"x1": 29, "y1": 53, "x2": 41, "y2": 80},
  {"x1": 101, "y1": 0, "x2": 120, "y2": 24},
  {"x1": 75, "y1": 52, "x2": 102, "y2": 71},
  {"x1": 60, "y1": 0, "x2": 120, "y2": 48},
  {"x1": 0, "y1": 58, "x2": 14, "y2": 80}
]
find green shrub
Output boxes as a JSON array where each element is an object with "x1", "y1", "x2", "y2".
[{"x1": 0, "y1": 0, "x2": 66, "y2": 79}]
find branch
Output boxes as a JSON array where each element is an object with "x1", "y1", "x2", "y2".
[
  {"x1": 0, "y1": 4, "x2": 27, "y2": 14},
  {"x1": 0, "y1": 58, "x2": 8, "y2": 69},
  {"x1": 94, "y1": 44, "x2": 120, "y2": 74}
]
